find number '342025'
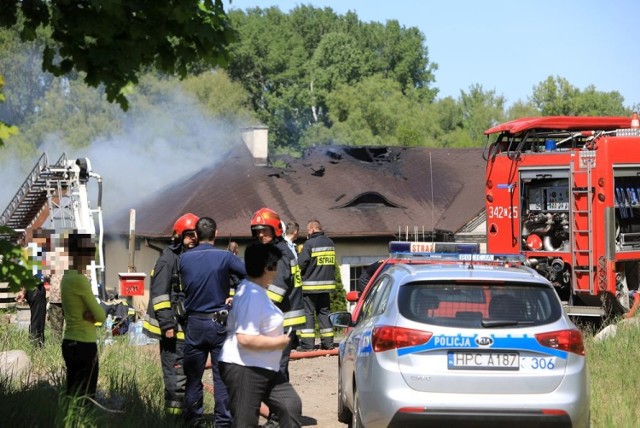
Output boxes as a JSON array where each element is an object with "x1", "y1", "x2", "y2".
[{"x1": 488, "y1": 206, "x2": 518, "y2": 219}]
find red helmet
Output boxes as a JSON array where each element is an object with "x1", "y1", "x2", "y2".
[
  {"x1": 173, "y1": 213, "x2": 199, "y2": 236},
  {"x1": 251, "y1": 207, "x2": 283, "y2": 238}
]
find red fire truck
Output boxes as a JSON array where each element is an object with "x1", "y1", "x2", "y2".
[{"x1": 483, "y1": 113, "x2": 640, "y2": 317}]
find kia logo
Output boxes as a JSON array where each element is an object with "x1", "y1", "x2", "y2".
[{"x1": 475, "y1": 336, "x2": 494, "y2": 347}]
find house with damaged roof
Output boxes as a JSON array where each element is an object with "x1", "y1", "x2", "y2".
[{"x1": 104, "y1": 127, "x2": 487, "y2": 299}]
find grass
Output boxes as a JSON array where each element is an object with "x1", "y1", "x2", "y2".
[
  {"x1": 0, "y1": 318, "x2": 213, "y2": 427},
  {"x1": 2, "y1": 314, "x2": 640, "y2": 427},
  {"x1": 587, "y1": 320, "x2": 640, "y2": 427}
]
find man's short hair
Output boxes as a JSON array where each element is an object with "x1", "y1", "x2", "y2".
[
  {"x1": 196, "y1": 217, "x2": 217, "y2": 241},
  {"x1": 245, "y1": 242, "x2": 282, "y2": 278},
  {"x1": 286, "y1": 221, "x2": 299, "y2": 235},
  {"x1": 308, "y1": 219, "x2": 322, "y2": 232}
]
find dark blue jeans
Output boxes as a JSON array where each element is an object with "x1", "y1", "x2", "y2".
[{"x1": 183, "y1": 316, "x2": 230, "y2": 426}]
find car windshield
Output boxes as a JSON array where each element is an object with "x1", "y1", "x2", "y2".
[{"x1": 398, "y1": 281, "x2": 562, "y2": 328}]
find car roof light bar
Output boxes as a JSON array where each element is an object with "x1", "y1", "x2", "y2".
[
  {"x1": 388, "y1": 250, "x2": 526, "y2": 267},
  {"x1": 388, "y1": 241, "x2": 480, "y2": 254}
]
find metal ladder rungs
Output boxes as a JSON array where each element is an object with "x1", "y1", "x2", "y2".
[{"x1": 570, "y1": 157, "x2": 595, "y2": 296}]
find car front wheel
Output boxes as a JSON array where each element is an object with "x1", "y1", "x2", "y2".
[
  {"x1": 351, "y1": 387, "x2": 364, "y2": 428},
  {"x1": 337, "y1": 364, "x2": 352, "y2": 423}
]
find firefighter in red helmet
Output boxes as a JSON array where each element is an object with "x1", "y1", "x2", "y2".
[
  {"x1": 143, "y1": 212, "x2": 199, "y2": 415},
  {"x1": 250, "y1": 207, "x2": 306, "y2": 427}
]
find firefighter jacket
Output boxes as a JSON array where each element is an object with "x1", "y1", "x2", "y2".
[
  {"x1": 266, "y1": 238, "x2": 306, "y2": 329},
  {"x1": 143, "y1": 242, "x2": 186, "y2": 340},
  {"x1": 299, "y1": 231, "x2": 336, "y2": 294}
]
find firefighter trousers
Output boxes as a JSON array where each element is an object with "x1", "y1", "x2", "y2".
[
  {"x1": 26, "y1": 284, "x2": 46, "y2": 347},
  {"x1": 159, "y1": 336, "x2": 186, "y2": 415},
  {"x1": 300, "y1": 293, "x2": 334, "y2": 350}
]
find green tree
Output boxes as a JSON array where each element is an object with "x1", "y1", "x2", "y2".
[
  {"x1": 507, "y1": 100, "x2": 541, "y2": 120},
  {"x1": 227, "y1": 7, "x2": 309, "y2": 149},
  {"x1": 368, "y1": 20, "x2": 437, "y2": 100},
  {"x1": 181, "y1": 70, "x2": 257, "y2": 122},
  {"x1": 0, "y1": 227, "x2": 38, "y2": 292},
  {"x1": 228, "y1": 6, "x2": 438, "y2": 150},
  {"x1": 0, "y1": 75, "x2": 19, "y2": 147},
  {"x1": 309, "y1": 31, "x2": 367, "y2": 123},
  {"x1": 531, "y1": 76, "x2": 629, "y2": 116},
  {"x1": 0, "y1": 26, "x2": 55, "y2": 128},
  {"x1": 459, "y1": 84, "x2": 506, "y2": 146},
  {"x1": 0, "y1": 0, "x2": 236, "y2": 110},
  {"x1": 20, "y1": 77, "x2": 123, "y2": 150},
  {"x1": 308, "y1": 74, "x2": 439, "y2": 147},
  {"x1": 571, "y1": 85, "x2": 629, "y2": 116}
]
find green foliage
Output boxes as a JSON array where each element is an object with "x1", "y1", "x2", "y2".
[
  {"x1": 1, "y1": 0, "x2": 237, "y2": 110},
  {"x1": 532, "y1": 76, "x2": 630, "y2": 116},
  {"x1": 587, "y1": 321, "x2": 640, "y2": 426},
  {"x1": 227, "y1": 6, "x2": 438, "y2": 151},
  {"x1": 314, "y1": 74, "x2": 439, "y2": 147},
  {"x1": 0, "y1": 25, "x2": 54, "y2": 127},
  {"x1": 507, "y1": 100, "x2": 541, "y2": 120},
  {"x1": 0, "y1": 4, "x2": 635, "y2": 154},
  {"x1": 22, "y1": 77, "x2": 124, "y2": 149},
  {"x1": 459, "y1": 84, "x2": 506, "y2": 146},
  {"x1": 180, "y1": 70, "x2": 257, "y2": 123},
  {"x1": 0, "y1": 227, "x2": 38, "y2": 292},
  {"x1": 330, "y1": 264, "x2": 347, "y2": 313},
  {"x1": 0, "y1": 75, "x2": 19, "y2": 147},
  {"x1": 0, "y1": 325, "x2": 208, "y2": 426}
]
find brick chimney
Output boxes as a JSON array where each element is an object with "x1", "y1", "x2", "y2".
[{"x1": 241, "y1": 126, "x2": 269, "y2": 166}]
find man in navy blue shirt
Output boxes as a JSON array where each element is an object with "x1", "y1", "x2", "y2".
[{"x1": 180, "y1": 217, "x2": 246, "y2": 426}]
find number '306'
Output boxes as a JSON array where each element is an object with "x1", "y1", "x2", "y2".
[
  {"x1": 523, "y1": 357, "x2": 555, "y2": 370},
  {"x1": 488, "y1": 206, "x2": 518, "y2": 219}
]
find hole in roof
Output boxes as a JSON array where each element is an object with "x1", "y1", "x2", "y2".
[
  {"x1": 338, "y1": 192, "x2": 403, "y2": 208},
  {"x1": 343, "y1": 147, "x2": 390, "y2": 163}
]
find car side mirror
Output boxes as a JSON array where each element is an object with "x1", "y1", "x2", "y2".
[{"x1": 329, "y1": 311, "x2": 353, "y2": 328}]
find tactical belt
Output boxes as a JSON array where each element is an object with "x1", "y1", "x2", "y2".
[{"x1": 188, "y1": 310, "x2": 229, "y2": 322}]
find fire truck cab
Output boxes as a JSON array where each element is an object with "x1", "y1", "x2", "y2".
[{"x1": 483, "y1": 114, "x2": 640, "y2": 317}]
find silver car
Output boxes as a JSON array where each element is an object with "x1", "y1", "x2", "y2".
[{"x1": 331, "y1": 253, "x2": 589, "y2": 427}]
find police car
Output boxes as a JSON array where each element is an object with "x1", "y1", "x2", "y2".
[{"x1": 330, "y1": 247, "x2": 589, "y2": 427}]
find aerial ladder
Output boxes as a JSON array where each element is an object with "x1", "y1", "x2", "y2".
[{"x1": 0, "y1": 153, "x2": 105, "y2": 298}]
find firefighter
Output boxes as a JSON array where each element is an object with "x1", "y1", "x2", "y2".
[
  {"x1": 143, "y1": 212, "x2": 199, "y2": 416},
  {"x1": 251, "y1": 207, "x2": 306, "y2": 427},
  {"x1": 298, "y1": 219, "x2": 336, "y2": 351}
]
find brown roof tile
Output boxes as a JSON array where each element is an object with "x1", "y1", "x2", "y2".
[{"x1": 105, "y1": 144, "x2": 486, "y2": 239}]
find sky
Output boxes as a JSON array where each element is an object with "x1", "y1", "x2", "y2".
[{"x1": 227, "y1": 0, "x2": 640, "y2": 108}]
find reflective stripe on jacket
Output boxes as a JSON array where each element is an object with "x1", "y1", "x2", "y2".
[
  {"x1": 143, "y1": 243, "x2": 185, "y2": 340},
  {"x1": 266, "y1": 238, "x2": 306, "y2": 328},
  {"x1": 299, "y1": 232, "x2": 336, "y2": 294}
]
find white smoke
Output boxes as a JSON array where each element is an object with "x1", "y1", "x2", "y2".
[{"x1": 1, "y1": 88, "x2": 243, "y2": 221}]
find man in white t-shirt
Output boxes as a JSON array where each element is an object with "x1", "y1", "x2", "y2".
[{"x1": 219, "y1": 243, "x2": 303, "y2": 428}]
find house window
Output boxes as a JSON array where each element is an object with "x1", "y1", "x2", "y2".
[
  {"x1": 342, "y1": 256, "x2": 386, "y2": 293},
  {"x1": 349, "y1": 265, "x2": 366, "y2": 293}
]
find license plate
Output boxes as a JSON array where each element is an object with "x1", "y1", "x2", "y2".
[{"x1": 448, "y1": 352, "x2": 519, "y2": 370}]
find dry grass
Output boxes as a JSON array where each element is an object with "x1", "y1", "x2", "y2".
[{"x1": 2, "y1": 313, "x2": 640, "y2": 427}]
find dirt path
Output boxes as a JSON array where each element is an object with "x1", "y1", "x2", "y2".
[{"x1": 265, "y1": 353, "x2": 345, "y2": 427}]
